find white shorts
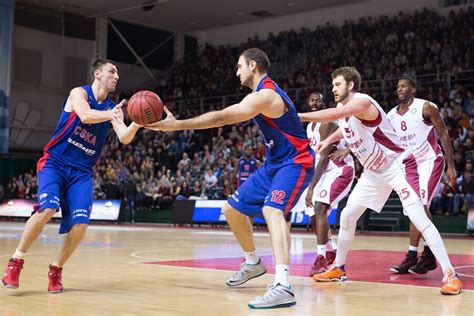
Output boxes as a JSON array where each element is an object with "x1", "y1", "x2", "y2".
[
  {"x1": 292, "y1": 165, "x2": 354, "y2": 217},
  {"x1": 347, "y1": 155, "x2": 422, "y2": 212},
  {"x1": 418, "y1": 155, "x2": 444, "y2": 206}
]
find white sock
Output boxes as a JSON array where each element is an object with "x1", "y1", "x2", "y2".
[
  {"x1": 408, "y1": 245, "x2": 418, "y2": 252},
  {"x1": 335, "y1": 238, "x2": 351, "y2": 267},
  {"x1": 243, "y1": 250, "x2": 259, "y2": 265},
  {"x1": 426, "y1": 238, "x2": 453, "y2": 272},
  {"x1": 317, "y1": 244, "x2": 327, "y2": 258},
  {"x1": 327, "y1": 237, "x2": 337, "y2": 251},
  {"x1": 13, "y1": 249, "x2": 25, "y2": 259},
  {"x1": 274, "y1": 264, "x2": 290, "y2": 287}
]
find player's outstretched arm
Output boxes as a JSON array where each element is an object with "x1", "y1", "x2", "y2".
[
  {"x1": 305, "y1": 122, "x2": 338, "y2": 208},
  {"x1": 69, "y1": 88, "x2": 118, "y2": 124},
  {"x1": 146, "y1": 91, "x2": 272, "y2": 132},
  {"x1": 424, "y1": 101, "x2": 457, "y2": 187},
  {"x1": 299, "y1": 98, "x2": 372, "y2": 123},
  {"x1": 316, "y1": 128, "x2": 344, "y2": 154},
  {"x1": 110, "y1": 100, "x2": 142, "y2": 145},
  {"x1": 330, "y1": 146, "x2": 351, "y2": 162}
]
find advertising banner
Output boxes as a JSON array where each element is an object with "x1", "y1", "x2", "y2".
[{"x1": 0, "y1": 199, "x2": 121, "y2": 221}]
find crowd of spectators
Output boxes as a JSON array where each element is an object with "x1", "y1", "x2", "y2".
[
  {"x1": 3, "y1": 7, "x2": 474, "y2": 221},
  {"x1": 159, "y1": 7, "x2": 473, "y2": 112}
]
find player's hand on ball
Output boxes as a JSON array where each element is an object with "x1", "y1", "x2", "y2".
[
  {"x1": 112, "y1": 99, "x2": 127, "y2": 123},
  {"x1": 146, "y1": 106, "x2": 178, "y2": 131}
]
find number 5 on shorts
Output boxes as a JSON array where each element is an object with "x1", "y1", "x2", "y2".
[{"x1": 400, "y1": 188, "x2": 411, "y2": 200}]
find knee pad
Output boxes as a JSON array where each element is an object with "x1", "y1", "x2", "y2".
[
  {"x1": 339, "y1": 204, "x2": 366, "y2": 241},
  {"x1": 405, "y1": 199, "x2": 430, "y2": 231},
  {"x1": 419, "y1": 222, "x2": 442, "y2": 247}
]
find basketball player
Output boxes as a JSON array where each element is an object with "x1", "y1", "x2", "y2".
[
  {"x1": 2, "y1": 58, "x2": 141, "y2": 293},
  {"x1": 300, "y1": 67, "x2": 462, "y2": 295},
  {"x1": 293, "y1": 92, "x2": 354, "y2": 276},
  {"x1": 147, "y1": 48, "x2": 314, "y2": 308},
  {"x1": 388, "y1": 77, "x2": 456, "y2": 275},
  {"x1": 230, "y1": 144, "x2": 261, "y2": 191}
]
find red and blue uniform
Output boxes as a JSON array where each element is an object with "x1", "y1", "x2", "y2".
[
  {"x1": 228, "y1": 76, "x2": 314, "y2": 218},
  {"x1": 237, "y1": 157, "x2": 258, "y2": 187},
  {"x1": 36, "y1": 85, "x2": 113, "y2": 233}
]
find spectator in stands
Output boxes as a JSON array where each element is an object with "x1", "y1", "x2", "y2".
[
  {"x1": 123, "y1": 174, "x2": 138, "y2": 223},
  {"x1": 176, "y1": 181, "x2": 191, "y2": 201},
  {"x1": 453, "y1": 170, "x2": 474, "y2": 214},
  {"x1": 430, "y1": 180, "x2": 446, "y2": 215}
]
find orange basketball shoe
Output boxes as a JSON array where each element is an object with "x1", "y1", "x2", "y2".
[
  {"x1": 440, "y1": 268, "x2": 462, "y2": 295},
  {"x1": 48, "y1": 264, "x2": 64, "y2": 293},
  {"x1": 313, "y1": 265, "x2": 347, "y2": 282},
  {"x1": 2, "y1": 258, "x2": 24, "y2": 288}
]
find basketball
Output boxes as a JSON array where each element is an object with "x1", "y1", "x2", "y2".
[{"x1": 127, "y1": 90, "x2": 163, "y2": 126}]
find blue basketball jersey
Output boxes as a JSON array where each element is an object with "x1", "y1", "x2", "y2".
[
  {"x1": 37, "y1": 85, "x2": 113, "y2": 172},
  {"x1": 237, "y1": 157, "x2": 258, "y2": 186},
  {"x1": 253, "y1": 76, "x2": 313, "y2": 167}
]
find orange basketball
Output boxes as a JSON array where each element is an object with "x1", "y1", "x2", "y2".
[{"x1": 127, "y1": 90, "x2": 163, "y2": 126}]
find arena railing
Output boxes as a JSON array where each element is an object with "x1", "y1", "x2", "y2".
[{"x1": 172, "y1": 69, "x2": 474, "y2": 114}]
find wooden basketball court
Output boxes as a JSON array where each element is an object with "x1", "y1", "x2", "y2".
[{"x1": 0, "y1": 222, "x2": 472, "y2": 315}]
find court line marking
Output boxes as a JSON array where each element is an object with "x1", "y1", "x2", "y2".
[
  {"x1": 129, "y1": 264, "x2": 474, "y2": 292},
  {"x1": 453, "y1": 265, "x2": 474, "y2": 278}
]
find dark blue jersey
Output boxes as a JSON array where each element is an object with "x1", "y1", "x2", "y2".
[
  {"x1": 237, "y1": 157, "x2": 258, "y2": 186},
  {"x1": 37, "y1": 85, "x2": 113, "y2": 173},
  {"x1": 253, "y1": 76, "x2": 313, "y2": 167}
]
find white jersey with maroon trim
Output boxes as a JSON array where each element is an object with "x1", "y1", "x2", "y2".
[
  {"x1": 387, "y1": 98, "x2": 442, "y2": 161},
  {"x1": 307, "y1": 121, "x2": 353, "y2": 170},
  {"x1": 337, "y1": 93, "x2": 405, "y2": 172}
]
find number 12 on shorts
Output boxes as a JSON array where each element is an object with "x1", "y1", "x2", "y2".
[{"x1": 270, "y1": 190, "x2": 285, "y2": 205}]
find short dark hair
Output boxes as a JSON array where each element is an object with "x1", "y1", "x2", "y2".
[
  {"x1": 90, "y1": 57, "x2": 115, "y2": 81},
  {"x1": 331, "y1": 67, "x2": 361, "y2": 92},
  {"x1": 399, "y1": 76, "x2": 417, "y2": 88},
  {"x1": 240, "y1": 48, "x2": 270, "y2": 73}
]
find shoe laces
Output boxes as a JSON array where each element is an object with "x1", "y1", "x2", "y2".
[
  {"x1": 442, "y1": 269, "x2": 457, "y2": 284},
  {"x1": 312, "y1": 255, "x2": 327, "y2": 268},
  {"x1": 260, "y1": 284, "x2": 290, "y2": 302},
  {"x1": 400, "y1": 253, "x2": 416, "y2": 266},
  {"x1": 6, "y1": 261, "x2": 22, "y2": 279},
  {"x1": 49, "y1": 266, "x2": 62, "y2": 284}
]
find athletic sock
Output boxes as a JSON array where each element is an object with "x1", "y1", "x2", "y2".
[
  {"x1": 408, "y1": 245, "x2": 418, "y2": 252},
  {"x1": 243, "y1": 250, "x2": 259, "y2": 265},
  {"x1": 274, "y1": 264, "x2": 290, "y2": 287},
  {"x1": 13, "y1": 249, "x2": 25, "y2": 260},
  {"x1": 317, "y1": 244, "x2": 327, "y2": 258}
]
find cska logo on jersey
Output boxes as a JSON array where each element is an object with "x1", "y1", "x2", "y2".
[
  {"x1": 73, "y1": 126, "x2": 97, "y2": 145},
  {"x1": 244, "y1": 165, "x2": 250, "y2": 171}
]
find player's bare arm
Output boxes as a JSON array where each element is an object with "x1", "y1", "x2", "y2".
[
  {"x1": 230, "y1": 157, "x2": 239, "y2": 191},
  {"x1": 330, "y1": 146, "x2": 351, "y2": 162},
  {"x1": 299, "y1": 98, "x2": 375, "y2": 123},
  {"x1": 423, "y1": 101, "x2": 457, "y2": 187},
  {"x1": 305, "y1": 122, "x2": 338, "y2": 208},
  {"x1": 67, "y1": 87, "x2": 119, "y2": 124},
  {"x1": 146, "y1": 89, "x2": 278, "y2": 131},
  {"x1": 111, "y1": 100, "x2": 142, "y2": 145},
  {"x1": 316, "y1": 128, "x2": 344, "y2": 154}
]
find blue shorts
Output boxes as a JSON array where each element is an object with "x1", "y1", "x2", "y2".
[
  {"x1": 37, "y1": 161, "x2": 93, "y2": 234},
  {"x1": 228, "y1": 159, "x2": 313, "y2": 218}
]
